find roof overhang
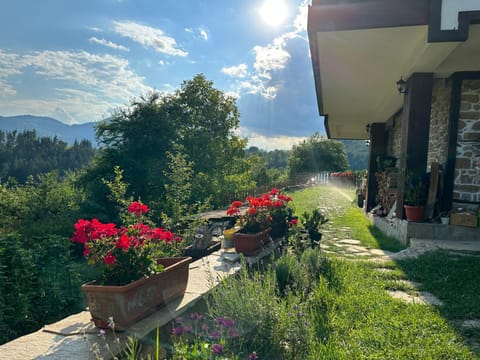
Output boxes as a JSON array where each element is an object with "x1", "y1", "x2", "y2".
[{"x1": 308, "y1": 0, "x2": 480, "y2": 140}]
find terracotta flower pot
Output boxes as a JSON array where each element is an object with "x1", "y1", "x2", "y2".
[
  {"x1": 404, "y1": 205, "x2": 425, "y2": 222},
  {"x1": 233, "y1": 227, "x2": 271, "y2": 256},
  {"x1": 81, "y1": 257, "x2": 191, "y2": 330}
]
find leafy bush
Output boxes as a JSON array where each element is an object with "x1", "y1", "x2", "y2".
[{"x1": 0, "y1": 233, "x2": 87, "y2": 345}]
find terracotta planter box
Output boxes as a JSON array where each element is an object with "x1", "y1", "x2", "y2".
[
  {"x1": 233, "y1": 228, "x2": 271, "y2": 256},
  {"x1": 82, "y1": 257, "x2": 191, "y2": 330}
]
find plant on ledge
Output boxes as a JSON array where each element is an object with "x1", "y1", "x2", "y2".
[
  {"x1": 71, "y1": 201, "x2": 183, "y2": 286},
  {"x1": 404, "y1": 172, "x2": 428, "y2": 207},
  {"x1": 226, "y1": 198, "x2": 272, "y2": 234}
]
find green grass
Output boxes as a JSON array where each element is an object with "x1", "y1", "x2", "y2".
[
  {"x1": 397, "y1": 250, "x2": 480, "y2": 319},
  {"x1": 309, "y1": 259, "x2": 476, "y2": 359},
  {"x1": 332, "y1": 205, "x2": 406, "y2": 252},
  {"x1": 290, "y1": 185, "x2": 405, "y2": 252}
]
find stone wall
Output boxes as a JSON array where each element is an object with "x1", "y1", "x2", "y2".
[
  {"x1": 428, "y1": 78, "x2": 451, "y2": 166},
  {"x1": 453, "y1": 79, "x2": 480, "y2": 203},
  {"x1": 387, "y1": 110, "x2": 402, "y2": 159}
]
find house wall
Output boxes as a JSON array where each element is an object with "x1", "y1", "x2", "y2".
[
  {"x1": 453, "y1": 79, "x2": 480, "y2": 203},
  {"x1": 387, "y1": 110, "x2": 402, "y2": 159},
  {"x1": 427, "y1": 78, "x2": 451, "y2": 166}
]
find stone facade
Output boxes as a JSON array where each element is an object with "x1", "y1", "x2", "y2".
[
  {"x1": 453, "y1": 79, "x2": 480, "y2": 203},
  {"x1": 427, "y1": 78, "x2": 451, "y2": 166},
  {"x1": 387, "y1": 110, "x2": 402, "y2": 160}
]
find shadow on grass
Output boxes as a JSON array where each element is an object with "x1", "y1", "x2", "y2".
[
  {"x1": 394, "y1": 250, "x2": 480, "y2": 356},
  {"x1": 367, "y1": 224, "x2": 406, "y2": 252}
]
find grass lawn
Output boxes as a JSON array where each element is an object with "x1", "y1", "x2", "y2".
[
  {"x1": 290, "y1": 185, "x2": 405, "y2": 252},
  {"x1": 287, "y1": 185, "x2": 480, "y2": 358}
]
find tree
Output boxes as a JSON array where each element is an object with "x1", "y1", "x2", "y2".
[
  {"x1": 167, "y1": 74, "x2": 248, "y2": 206},
  {"x1": 288, "y1": 132, "x2": 349, "y2": 181},
  {"x1": 81, "y1": 74, "x2": 249, "y2": 215}
]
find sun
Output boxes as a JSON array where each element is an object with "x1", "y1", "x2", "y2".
[{"x1": 259, "y1": 0, "x2": 288, "y2": 26}]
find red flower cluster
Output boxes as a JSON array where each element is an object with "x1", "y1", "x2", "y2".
[
  {"x1": 71, "y1": 201, "x2": 181, "y2": 285},
  {"x1": 226, "y1": 188, "x2": 293, "y2": 233},
  {"x1": 128, "y1": 201, "x2": 149, "y2": 216},
  {"x1": 331, "y1": 171, "x2": 353, "y2": 177}
]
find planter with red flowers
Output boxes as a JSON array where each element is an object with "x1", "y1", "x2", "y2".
[
  {"x1": 71, "y1": 201, "x2": 190, "y2": 330},
  {"x1": 226, "y1": 189, "x2": 294, "y2": 255}
]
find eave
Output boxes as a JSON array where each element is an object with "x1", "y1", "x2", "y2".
[{"x1": 308, "y1": 0, "x2": 480, "y2": 140}]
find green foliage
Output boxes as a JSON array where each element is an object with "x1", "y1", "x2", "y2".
[
  {"x1": 288, "y1": 132, "x2": 349, "y2": 180},
  {"x1": 0, "y1": 129, "x2": 95, "y2": 183},
  {"x1": 82, "y1": 74, "x2": 250, "y2": 212},
  {"x1": 0, "y1": 171, "x2": 87, "y2": 237},
  {"x1": 340, "y1": 139, "x2": 368, "y2": 170},
  {"x1": 0, "y1": 233, "x2": 87, "y2": 345},
  {"x1": 163, "y1": 145, "x2": 195, "y2": 222},
  {"x1": 404, "y1": 172, "x2": 429, "y2": 206}
]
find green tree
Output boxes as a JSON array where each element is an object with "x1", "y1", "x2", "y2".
[
  {"x1": 0, "y1": 130, "x2": 95, "y2": 183},
  {"x1": 288, "y1": 132, "x2": 349, "y2": 181},
  {"x1": 81, "y1": 74, "x2": 249, "y2": 214}
]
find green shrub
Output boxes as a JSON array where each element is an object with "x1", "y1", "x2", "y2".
[{"x1": 0, "y1": 233, "x2": 87, "y2": 345}]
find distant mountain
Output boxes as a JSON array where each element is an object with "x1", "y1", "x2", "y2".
[{"x1": 0, "y1": 115, "x2": 97, "y2": 146}]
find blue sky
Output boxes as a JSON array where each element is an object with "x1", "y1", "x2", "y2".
[{"x1": 0, "y1": 0, "x2": 323, "y2": 150}]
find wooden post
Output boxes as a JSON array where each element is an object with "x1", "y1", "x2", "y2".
[
  {"x1": 396, "y1": 73, "x2": 434, "y2": 219},
  {"x1": 366, "y1": 123, "x2": 386, "y2": 211}
]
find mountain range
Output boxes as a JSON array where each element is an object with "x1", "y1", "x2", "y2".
[{"x1": 0, "y1": 115, "x2": 97, "y2": 145}]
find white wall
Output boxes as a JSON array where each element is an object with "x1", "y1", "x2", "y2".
[{"x1": 441, "y1": 0, "x2": 480, "y2": 30}]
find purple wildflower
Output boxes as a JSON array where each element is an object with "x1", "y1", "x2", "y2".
[
  {"x1": 209, "y1": 330, "x2": 221, "y2": 339},
  {"x1": 175, "y1": 316, "x2": 184, "y2": 324},
  {"x1": 216, "y1": 317, "x2": 235, "y2": 328},
  {"x1": 171, "y1": 326, "x2": 184, "y2": 336},
  {"x1": 249, "y1": 351, "x2": 259, "y2": 360},
  {"x1": 211, "y1": 343, "x2": 223, "y2": 354},
  {"x1": 190, "y1": 312, "x2": 204, "y2": 321}
]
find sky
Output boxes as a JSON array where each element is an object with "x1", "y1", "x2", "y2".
[{"x1": 0, "y1": 0, "x2": 324, "y2": 150}]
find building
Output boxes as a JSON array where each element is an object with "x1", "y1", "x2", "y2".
[{"x1": 308, "y1": 0, "x2": 480, "y2": 243}]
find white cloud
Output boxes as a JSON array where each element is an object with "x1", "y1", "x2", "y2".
[
  {"x1": 294, "y1": 1, "x2": 309, "y2": 33},
  {"x1": 87, "y1": 26, "x2": 103, "y2": 33},
  {"x1": 236, "y1": 127, "x2": 306, "y2": 150},
  {"x1": 222, "y1": 64, "x2": 248, "y2": 78},
  {"x1": 199, "y1": 28, "x2": 208, "y2": 40},
  {"x1": 113, "y1": 20, "x2": 187, "y2": 56},
  {"x1": 185, "y1": 27, "x2": 208, "y2": 40},
  {"x1": 0, "y1": 49, "x2": 152, "y2": 123},
  {"x1": 222, "y1": 2, "x2": 308, "y2": 101},
  {"x1": 89, "y1": 37, "x2": 130, "y2": 52},
  {"x1": 253, "y1": 43, "x2": 290, "y2": 78},
  {"x1": 0, "y1": 50, "x2": 22, "y2": 97}
]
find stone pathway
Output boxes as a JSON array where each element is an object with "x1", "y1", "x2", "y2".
[
  {"x1": 309, "y1": 185, "x2": 480, "y2": 354},
  {"x1": 315, "y1": 193, "x2": 474, "y2": 307}
]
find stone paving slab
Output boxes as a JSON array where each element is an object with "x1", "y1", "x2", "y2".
[
  {"x1": 337, "y1": 239, "x2": 361, "y2": 245},
  {"x1": 462, "y1": 320, "x2": 480, "y2": 329},
  {"x1": 387, "y1": 290, "x2": 443, "y2": 306}
]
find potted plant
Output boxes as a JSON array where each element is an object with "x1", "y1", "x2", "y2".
[
  {"x1": 268, "y1": 188, "x2": 294, "y2": 239},
  {"x1": 439, "y1": 211, "x2": 450, "y2": 225},
  {"x1": 403, "y1": 172, "x2": 428, "y2": 222},
  {"x1": 302, "y1": 209, "x2": 328, "y2": 247},
  {"x1": 71, "y1": 201, "x2": 191, "y2": 329},
  {"x1": 226, "y1": 196, "x2": 273, "y2": 256}
]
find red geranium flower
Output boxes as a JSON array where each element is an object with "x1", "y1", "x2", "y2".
[
  {"x1": 127, "y1": 201, "x2": 149, "y2": 216},
  {"x1": 104, "y1": 252, "x2": 116, "y2": 265}
]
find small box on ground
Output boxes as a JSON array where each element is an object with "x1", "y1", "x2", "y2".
[{"x1": 450, "y1": 212, "x2": 478, "y2": 227}]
